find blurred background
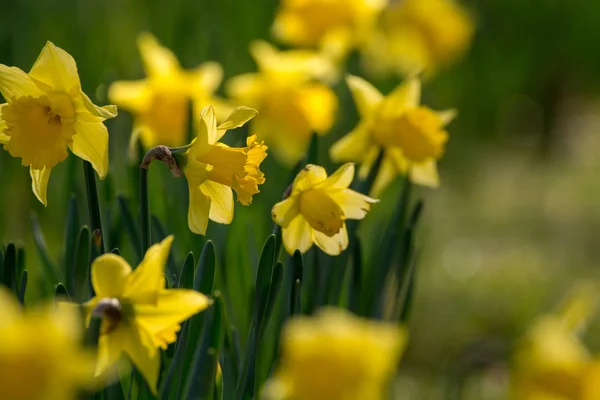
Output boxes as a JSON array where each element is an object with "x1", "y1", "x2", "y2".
[{"x1": 2, "y1": 0, "x2": 600, "y2": 398}]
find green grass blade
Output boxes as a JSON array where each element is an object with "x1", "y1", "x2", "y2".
[
  {"x1": 18, "y1": 270, "x2": 27, "y2": 305},
  {"x1": 31, "y1": 212, "x2": 62, "y2": 286},
  {"x1": 75, "y1": 226, "x2": 91, "y2": 302},
  {"x1": 55, "y1": 282, "x2": 70, "y2": 300},
  {"x1": 179, "y1": 252, "x2": 196, "y2": 289}
]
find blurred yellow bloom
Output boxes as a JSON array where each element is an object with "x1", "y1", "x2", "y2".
[
  {"x1": 83, "y1": 236, "x2": 210, "y2": 394},
  {"x1": 272, "y1": 163, "x2": 377, "y2": 255},
  {"x1": 331, "y1": 75, "x2": 455, "y2": 195},
  {"x1": 273, "y1": 0, "x2": 387, "y2": 61},
  {"x1": 0, "y1": 41, "x2": 117, "y2": 205},
  {"x1": 0, "y1": 287, "x2": 95, "y2": 400},
  {"x1": 183, "y1": 105, "x2": 267, "y2": 235},
  {"x1": 226, "y1": 41, "x2": 336, "y2": 165},
  {"x1": 511, "y1": 284, "x2": 600, "y2": 400},
  {"x1": 109, "y1": 33, "x2": 226, "y2": 149},
  {"x1": 362, "y1": 0, "x2": 474, "y2": 76},
  {"x1": 263, "y1": 308, "x2": 405, "y2": 400}
]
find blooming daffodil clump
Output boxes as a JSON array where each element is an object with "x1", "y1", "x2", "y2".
[
  {"x1": 183, "y1": 105, "x2": 267, "y2": 235},
  {"x1": 263, "y1": 308, "x2": 405, "y2": 400},
  {"x1": 0, "y1": 287, "x2": 95, "y2": 400},
  {"x1": 363, "y1": 0, "x2": 474, "y2": 76},
  {"x1": 226, "y1": 41, "x2": 336, "y2": 165},
  {"x1": 272, "y1": 0, "x2": 387, "y2": 62},
  {"x1": 109, "y1": 33, "x2": 226, "y2": 149},
  {"x1": 272, "y1": 163, "x2": 378, "y2": 256},
  {"x1": 0, "y1": 41, "x2": 117, "y2": 205},
  {"x1": 83, "y1": 236, "x2": 210, "y2": 394},
  {"x1": 331, "y1": 75, "x2": 456, "y2": 195}
]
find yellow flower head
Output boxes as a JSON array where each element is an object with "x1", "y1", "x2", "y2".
[
  {"x1": 263, "y1": 308, "x2": 405, "y2": 400},
  {"x1": 0, "y1": 41, "x2": 117, "y2": 205},
  {"x1": 273, "y1": 0, "x2": 387, "y2": 61},
  {"x1": 226, "y1": 41, "x2": 337, "y2": 166},
  {"x1": 272, "y1": 163, "x2": 378, "y2": 256},
  {"x1": 83, "y1": 236, "x2": 210, "y2": 394},
  {"x1": 109, "y1": 33, "x2": 226, "y2": 149},
  {"x1": 511, "y1": 284, "x2": 599, "y2": 399},
  {"x1": 183, "y1": 105, "x2": 267, "y2": 235},
  {"x1": 330, "y1": 75, "x2": 456, "y2": 195},
  {"x1": 363, "y1": 0, "x2": 474, "y2": 76},
  {"x1": 0, "y1": 287, "x2": 95, "y2": 400}
]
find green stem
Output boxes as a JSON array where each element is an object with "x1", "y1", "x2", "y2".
[
  {"x1": 83, "y1": 161, "x2": 105, "y2": 254},
  {"x1": 140, "y1": 168, "x2": 151, "y2": 255}
]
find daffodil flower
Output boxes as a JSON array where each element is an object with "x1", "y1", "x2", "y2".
[
  {"x1": 0, "y1": 41, "x2": 117, "y2": 205},
  {"x1": 0, "y1": 287, "x2": 95, "y2": 400},
  {"x1": 183, "y1": 105, "x2": 267, "y2": 235},
  {"x1": 84, "y1": 236, "x2": 210, "y2": 394},
  {"x1": 362, "y1": 0, "x2": 474, "y2": 76},
  {"x1": 330, "y1": 75, "x2": 456, "y2": 196},
  {"x1": 109, "y1": 33, "x2": 227, "y2": 150},
  {"x1": 272, "y1": 163, "x2": 378, "y2": 256},
  {"x1": 226, "y1": 41, "x2": 336, "y2": 165},
  {"x1": 272, "y1": 0, "x2": 387, "y2": 62},
  {"x1": 263, "y1": 308, "x2": 405, "y2": 400}
]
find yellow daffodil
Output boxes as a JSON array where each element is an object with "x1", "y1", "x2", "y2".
[
  {"x1": 263, "y1": 308, "x2": 405, "y2": 400},
  {"x1": 0, "y1": 287, "x2": 95, "y2": 400},
  {"x1": 511, "y1": 284, "x2": 600, "y2": 399},
  {"x1": 109, "y1": 33, "x2": 226, "y2": 149},
  {"x1": 0, "y1": 41, "x2": 117, "y2": 205},
  {"x1": 182, "y1": 105, "x2": 267, "y2": 235},
  {"x1": 362, "y1": 0, "x2": 474, "y2": 76},
  {"x1": 83, "y1": 236, "x2": 210, "y2": 394},
  {"x1": 272, "y1": 0, "x2": 387, "y2": 62},
  {"x1": 272, "y1": 163, "x2": 378, "y2": 256},
  {"x1": 226, "y1": 41, "x2": 336, "y2": 165},
  {"x1": 330, "y1": 75, "x2": 455, "y2": 195}
]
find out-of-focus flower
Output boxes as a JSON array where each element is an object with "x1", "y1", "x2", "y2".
[
  {"x1": 362, "y1": 0, "x2": 474, "y2": 76},
  {"x1": 0, "y1": 287, "x2": 95, "y2": 400},
  {"x1": 272, "y1": 0, "x2": 387, "y2": 62},
  {"x1": 226, "y1": 41, "x2": 336, "y2": 165},
  {"x1": 83, "y1": 236, "x2": 210, "y2": 394},
  {"x1": 109, "y1": 33, "x2": 226, "y2": 150},
  {"x1": 183, "y1": 105, "x2": 267, "y2": 235},
  {"x1": 263, "y1": 308, "x2": 405, "y2": 400},
  {"x1": 272, "y1": 163, "x2": 377, "y2": 255},
  {"x1": 330, "y1": 75, "x2": 455, "y2": 195},
  {"x1": 511, "y1": 284, "x2": 600, "y2": 399},
  {"x1": 0, "y1": 41, "x2": 117, "y2": 205}
]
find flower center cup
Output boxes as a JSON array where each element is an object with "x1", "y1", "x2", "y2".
[{"x1": 299, "y1": 189, "x2": 344, "y2": 237}]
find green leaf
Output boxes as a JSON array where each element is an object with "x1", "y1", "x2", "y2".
[
  {"x1": 55, "y1": 282, "x2": 70, "y2": 300},
  {"x1": 179, "y1": 252, "x2": 196, "y2": 289},
  {"x1": 18, "y1": 270, "x2": 27, "y2": 305},
  {"x1": 64, "y1": 195, "x2": 80, "y2": 296},
  {"x1": 348, "y1": 238, "x2": 363, "y2": 314},
  {"x1": 151, "y1": 215, "x2": 178, "y2": 283},
  {"x1": 254, "y1": 235, "x2": 277, "y2": 326},
  {"x1": 195, "y1": 240, "x2": 216, "y2": 296},
  {"x1": 31, "y1": 212, "x2": 62, "y2": 286},
  {"x1": 304, "y1": 132, "x2": 319, "y2": 165},
  {"x1": 111, "y1": 248, "x2": 121, "y2": 255},
  {"x1": 290, "y1": 250, "x2": 303, "y2": 316},
  {"x1": 74, "y1": 226, "x2": 91, "y2": 302},
  {"x1": 183, "y1": 296, "x2": 223, "y2": 400},
  {"x1": 2, "y1": 244, "x2": 16, "y2": 293},
  {"x1": 117, "y1": 196, "x2": 142, "y2": 262}
]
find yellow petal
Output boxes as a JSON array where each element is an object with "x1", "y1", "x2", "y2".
[
  {"x1": 438, "y1": 108, "x2": 458, "y2": 126},
  {"x1": 0, "y1": 286, "x2": 22, "y2": 326},
  {"x1": 410, "y1": 159, "x2": 439, "y2": 188},
  {"x1": 189, "y1": 61, "x2": 223, "y2": 94},
  {"x1": 70, "y1": 119, "x2": 109, "y2": 179},
  {"x1": 283, "y1": 214, "x2": 314, "y2": 255},
  {"x1": 29, "y1": 41, "x2": 80, "y2": 93},
  {"x1": 330, "y1": 121, "x2": 373, "y2": 163},
  {"x1": 199, "y1": 105, "x2": 218, "y2": 146},
  {"x1": 330, "y1": 189, "x2": 379, "y2": 220},
  {"x1": 297, "y1": 83, "x2": 337, "y2": 134},
  {"x1": 188, "y1": 184, "x2": 211, "y2": 235},
  {"x1": 91, "y1": 253, "x2": 133, "y2": 298},
  {"x1": 96, "y1": 325, "x2": 126, "y2": 377},
  {"x1": 30, "y1": 166, "x2": 51, "y2": 206},
  {"x1": 107, "y1": 80, "x2": 149, "y2": 113},
  {"x1": 291, "y1": 164, "x2": 328, "y2": 195},
  {"x1": 316, "y1": 163, "x2": 354, "y2": 189},
  {"x1": 123, "y1": 236, "x2": 174, "y2": 304},
  {"x1": 199, "y1": 180, "x2": 233, "y2": 224},
  {"x1": 79, "y1": 91, "x2": 118, "y2": 121},
  {"x1": 0, "y1": 64, "x2": 43, "y2": 99},
  {"x1": 381, "y1": 77, "x2": 422, "y2": 117},
  {"x1": 123, "y1": 323, "x2": 161, "y2": 395},
  {"x1": 272, "y1": 197, "x2": 300, "y2": 228},
  {"x1": 137, "y1": 33, "x2": 180, "y2": 77},
  {"x1": 313, "y1": 224, "x2": 349, "y2": 256},
  {"x1": 346, "y1": 75, "x2": 383, "y2": 117},
  {"x1": 216, "y1": 106, "x2": 258, "y2": 132},
  {"x1": 371, "y1": 153, "x2": 401, "y2": 197},
  {"x1": 0, "y1": 103, "x2": 8, "y2": 144},
  {"x1": 134, "y1": 289, "x2": 210, "y2": 347}
]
